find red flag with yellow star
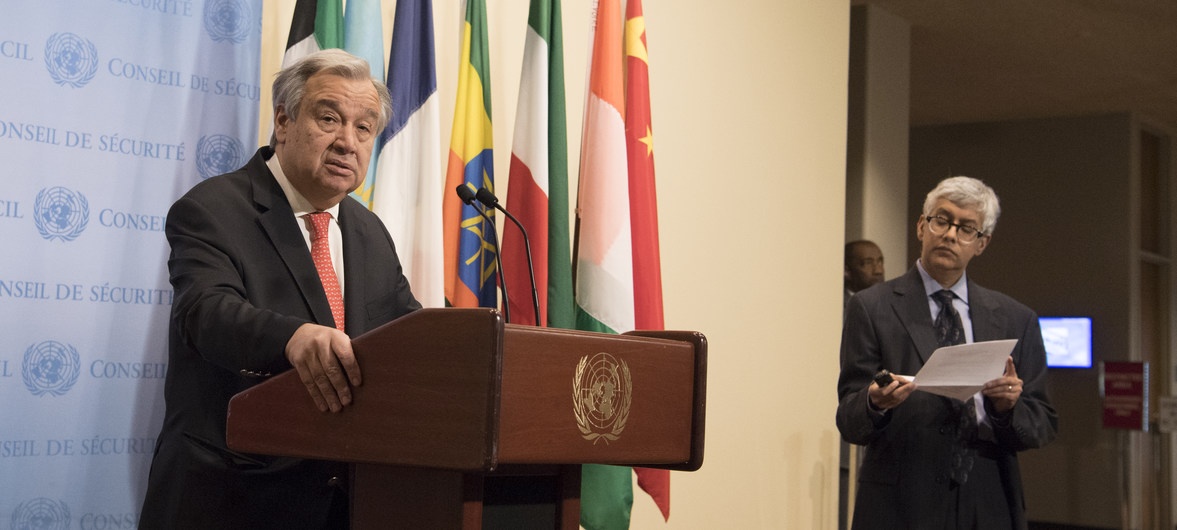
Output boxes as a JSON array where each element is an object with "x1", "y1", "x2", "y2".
[{"x1": 625, "y1": 0, "x2": 670, "y2": 521}]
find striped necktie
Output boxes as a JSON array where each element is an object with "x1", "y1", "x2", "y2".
[
  {"x1": 933, "y1": 289, "x2": 975, "y2": 484},
  {"x1": 932, "y1": 289, "x2": 964, "y2": 347}
]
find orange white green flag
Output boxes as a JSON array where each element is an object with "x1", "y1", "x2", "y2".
[{"x1": 574, "y1": 0, "x2": 634, "y2": 528}]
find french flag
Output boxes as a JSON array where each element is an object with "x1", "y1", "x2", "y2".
[{"x1": 369, "y1": 0, "x2": 444, "y2": 308}]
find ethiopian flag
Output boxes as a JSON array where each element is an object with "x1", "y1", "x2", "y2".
[{"x1": 442, "y1": 0, "x2": 497, "y2": 308}]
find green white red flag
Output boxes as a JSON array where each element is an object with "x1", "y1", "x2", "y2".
[{"x1": 503, "y1": 0, "x2": 573, "y2": 328}]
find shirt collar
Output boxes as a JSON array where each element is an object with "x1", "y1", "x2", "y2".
[
  {"x1": 916, "y1": 259, "x2": 969, "y2": 305},
  {"x1": 265, "y1": 153, "x2": 341, "y2": 220}
]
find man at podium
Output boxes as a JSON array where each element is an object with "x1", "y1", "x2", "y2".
[
  {"x1": 836, "y1": 176, "x2": 1057, "y2": 530},
  {"x1": 139, "y1": 50, "x2": 420, "y2": 529}
]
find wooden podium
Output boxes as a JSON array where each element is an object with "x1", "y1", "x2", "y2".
[{"x1": 226, "y1": 308, "x2": 706, "y2": 529}]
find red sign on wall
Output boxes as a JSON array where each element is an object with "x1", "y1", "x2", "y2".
[{"x1": 1102, "y1": 361, "x2": 1148, "y2": 431}]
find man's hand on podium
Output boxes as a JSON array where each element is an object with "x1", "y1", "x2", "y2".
[{"x1": 286, "y1": 323, "x2": 362, "y2": 413}]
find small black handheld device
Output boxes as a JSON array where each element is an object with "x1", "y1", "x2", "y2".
[{"x1": 873, "y1": 369, "x2": 894, "y2": 387}]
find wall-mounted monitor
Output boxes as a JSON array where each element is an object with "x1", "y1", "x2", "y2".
[{"x1": 1039, "y1": 317, "x2": 1092, "y2": 368}]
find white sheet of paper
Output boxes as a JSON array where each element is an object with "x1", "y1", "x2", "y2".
[{"x1": 911, "y1": 339, "x2": 1018, "y2": 401}]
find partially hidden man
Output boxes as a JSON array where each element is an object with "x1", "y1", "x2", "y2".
[
  {"x1": 140, "y1": 50, "x2": 420, "y2": 529},
  {"x1": 837, "y1": 176, "x2": 1057, "y2": 529}
]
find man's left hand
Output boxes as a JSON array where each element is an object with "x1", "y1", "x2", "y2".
[{"x1": 982, "y1": 356, "x2": 1022, "y2": 413}]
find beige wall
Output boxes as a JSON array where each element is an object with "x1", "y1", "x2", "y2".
[{"x1": 259, "y1": 1, "x2": 849, "y2": 528}]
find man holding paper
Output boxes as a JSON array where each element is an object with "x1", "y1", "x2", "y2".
[{"x1": 837, "y1": 176, "x2": 1057, "y2": 530}]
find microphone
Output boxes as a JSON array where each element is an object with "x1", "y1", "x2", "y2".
[
  {"x1": 453, "y1": 185, "x2": 511, "y2": 323},
  {"x1": 475, "y1": 187, "x2": 541, "y2": 326},
  {"x1": 455, "y1": 184, "x2": 478, "y2": 206}
]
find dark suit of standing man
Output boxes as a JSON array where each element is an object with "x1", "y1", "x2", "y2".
[
  {"x1": 140, "y1": 50, "x2": 420, "y2": 529},
  {"x1": 837, "y1": 176, "x2": 1057, "y2": 530}
]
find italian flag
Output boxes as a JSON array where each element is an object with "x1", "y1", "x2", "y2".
[{"x1": 502, "y1": 0, "x2": 573, "y2": 328}]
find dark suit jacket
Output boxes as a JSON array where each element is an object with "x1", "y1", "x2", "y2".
[
  {"x1": 837, "y1": 267, "x2": 1057, "y2": 530},
  {"x1": 139, "y1": 147, "x2": 420, "y2": 529}
]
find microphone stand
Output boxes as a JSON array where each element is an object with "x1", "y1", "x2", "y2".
[
  {"x1": 476, "y1": 187, "x2": 541, "y2": 326},
  {"x1": 455, "y1": 185, "x2": 511, "y2": 323}
]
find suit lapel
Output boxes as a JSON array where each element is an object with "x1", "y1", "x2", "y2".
[
  {"x1": 249, "y1": 153, "x2": 335, "y2": 328},
  {"x1": 338, "y1": 200, "x2": 369, "y2": 336},
  {"x1": 966, "y1": 280, "x2": 1006, "y2": 342},
  {"x1": 891, "y1": 268, "x2": 939, "y2": 364}
]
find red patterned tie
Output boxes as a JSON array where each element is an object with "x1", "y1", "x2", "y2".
[{"x1": 303, "y1": 212, "x2": 345, "y2": 331}]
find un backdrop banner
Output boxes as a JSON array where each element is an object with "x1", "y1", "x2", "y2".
[{"x1": 0, "y1": 0, "x2": 260, "y2": 526}]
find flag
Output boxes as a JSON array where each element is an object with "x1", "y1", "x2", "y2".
[
  {"x1": 574, "y1": 0, "x2": 634, "y2": 528},
  {"x1": 370, "y1": 0, "x2": 444, "y2": 309},
  {"x1": 282, "y1": 0, "x2": 343, "y2": 68},
  {"x1": 625, "y1": 0, "x2": 670, "y2": 520},
  {"x1": 272, "y1": 0, "x2": 341, "y2": 142},
  {"x1": 442, "y1": 0, "x2": 497, "y2": 308},
  {"x1": 503, "y1": 0, "x2": 573, "y2": 328},
  {"x1": 343, "y1": 0, "x2": 385, "y2": 207}
]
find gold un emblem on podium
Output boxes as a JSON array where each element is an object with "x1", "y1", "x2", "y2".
[{"x1": 573, "y1": 352, "x2": 632, "y2": 444}]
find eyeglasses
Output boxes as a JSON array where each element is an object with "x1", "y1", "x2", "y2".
[{"x1": 925, "y1": 215, "x2": 985, "y2": 243}]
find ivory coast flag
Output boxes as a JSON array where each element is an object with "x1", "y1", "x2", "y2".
[
  {"x1": 503, "y1": 0, "x2": 573, "y2": 328},
  {"x1": 370, "y1": 0, "x2": 444, "y2": 308},
  {"x1": 442, "y1": 0, "x2": 497, "y2": 308},
  {"x1": 574, "y1": 0, "x2": 634, "y2": 528},
  {"x1": 625, "y1": 0, "x2": 670, "y2": 521},
  {"x1": 281, "y1": 0, "x2": 342, "y2": 68}
]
